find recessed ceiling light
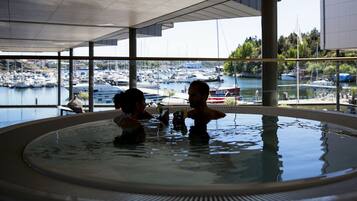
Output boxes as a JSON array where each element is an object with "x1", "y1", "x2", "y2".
[
  {"x1": 97, "y1": 23, "x2": 115, "y2": 26},
  {"x1": 0, "y1": 22, "x2": 8, "y2": 26},
  {"x1": 53, "y1": 42, "x2": 71, "y2": 45}
]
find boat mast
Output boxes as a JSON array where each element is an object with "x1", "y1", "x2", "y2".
[
  {"x1": 216, "y1": 19, "x2": 224, "y2": 89},
  {"x1": 296, "y1": 17, "x2": 300, "y2": 104},
  {"x1": 315, "y1": 42, "x2": 319, "y2": 81},
  {"x1": 216, "y1": 19, "x2": 220, "y2": 58},
  {"x1": 297, "y1": 34, "x2": 300, "y2": 104}
]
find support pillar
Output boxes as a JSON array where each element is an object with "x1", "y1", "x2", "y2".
[
  {"x1": 69, "y1": 48, "x2": 74, "y2": 100},
  {"x1": 57, "y1": 52, "x2": 61, "y2": 106},
  {"x1": 262, "y1": 0, "x2": 278, "y2": 106},
  {"x1": 89, "y1": 41, "x2": 94, "y2": 112},
  {"x1": 6, "y1": 59, "x2": 9, "y2": 72},
  {"x1": 336, "y1": 50, "x2": 340, "y2": 111},
  {"x1": 129, "y1": 28, "x2": 137, "y2": 89}
]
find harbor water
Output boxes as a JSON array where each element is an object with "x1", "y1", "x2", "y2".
[
  {"x1": 1, "y1": 75, "x2": 355, "y2": 128},
  {"x1": 0, "y1": 76, "x2": 332, "y2": 105}
]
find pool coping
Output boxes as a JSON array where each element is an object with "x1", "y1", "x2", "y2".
[{"x1": 1, "y1": 106, "x2": 357, "y2": 200}]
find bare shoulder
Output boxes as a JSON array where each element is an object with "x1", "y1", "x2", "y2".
[
  {"x1": 114, "y1": 115, "x2": 141, "y2": 129},
  {"x1": 187, "y1": 109, "x2": 197, "y2": 118},
  {"x1": 113, "y1": 115, "x2": 123, "y2": 125},
  {"x1": 208, "y1": 108, "x2": 226, "y2": 119}
]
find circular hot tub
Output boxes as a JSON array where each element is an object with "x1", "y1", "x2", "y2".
[{"x1": 1, "y1": 106, "x2": 357, "y2": 201}]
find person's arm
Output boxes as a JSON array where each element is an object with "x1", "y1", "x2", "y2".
[
  {"x1": 142, "y1": 110, "x2": 154, "y2": 119},
  {"x1": 213, "y1": 110, "x2": 226, "y2": 119},
  {"x1": 157, "y1": 109, "x2": 169, "y2": 125},
  {"x1": 186, "y1": 109, "x2": 196, "y2": 119},
  {"x1": 114, "y1": 115, "x2": 142, "y2": 129},
  {"x1": 203, "y1": 108, "x2": 225, "y2": 120},
  {"x1": 113, "y1": 115, "x2": 123, "y2": 126}
]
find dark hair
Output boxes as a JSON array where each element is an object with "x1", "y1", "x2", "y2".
[
  {"x1": 113, "y1": 92, "x2": 124, "y2": 109},
  {"x1": 121, "y1": 88, "x2": 145, "y2": 114},
  {"x1": 189, "y1": 80, "x2": 209, "y2": 98}
]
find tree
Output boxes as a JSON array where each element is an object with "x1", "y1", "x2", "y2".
[
  {"x1": 223, "y1": 29, "x2": 357, "y2": 77},
  {"x1": 277, "y1": 54, "x2": 288, "y2": 74},
  {"x1": 306, "y1": 62, "x2": 323, "y2": 75},
  {"x1": 223, "y1": 37, "x2": 261, "y2": 75},
  {"x1": 340, "y1": 64, "x2": 357, "y2": 74},
  {"x1": 323, "y1": 65, "x2": 336, "y2": 77}
]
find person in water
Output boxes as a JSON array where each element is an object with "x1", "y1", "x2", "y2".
[
  {"x1": 113, "y1": 88, "x2": 148, "y2": 144},
  {"x1": 186, "y1": 80, "x2": 226, "y2": 123},
  {"x1": 173, "y1": 80, "x2": 226, "y2": 142},
  {"x1": 113, "y1": 88, "x2": 169, "y2": 145},
  {"x1": 113, "y1": 92, "x2": 124, "y2": 110}
]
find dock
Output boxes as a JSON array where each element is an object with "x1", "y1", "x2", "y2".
[{"x1": 278, "y1": 84, "x2": 352, "y2": 90}]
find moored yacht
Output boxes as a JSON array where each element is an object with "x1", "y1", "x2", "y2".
[
  {"x1": 69, "y1": 82, "x2": 121, "y2": 94},
  {"x1": 281, "y1": 72, "x2": 296, "y2": 81},
  {"x1": 311, "y1": 79, "x2": 334, "y2": 86},
  {"x1": 208, "y1": 86, "x2": 241, "y2": 103}
]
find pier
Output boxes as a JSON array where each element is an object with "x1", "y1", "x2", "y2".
[{"x1": 278, "y1": 84, "x2": 352, "y2": 90}]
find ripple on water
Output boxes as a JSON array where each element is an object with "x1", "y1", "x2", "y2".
[{"x1": 24, "y1": 114, "x2": 357, "y2": 185}]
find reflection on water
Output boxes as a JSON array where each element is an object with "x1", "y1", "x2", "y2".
[
  {"x1": 24, "y1": 114, "x2": 357, "y2": 186},
  {"x1": 261, "y1": 115, "x2": 282, "y2": 182},
  {"x1": 188, "y1": 121, "x2": 210, "y2": 145}
]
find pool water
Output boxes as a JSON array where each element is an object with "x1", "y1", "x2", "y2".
[{"x1": 24, "y1": 114, "x2": 357, "y2": 186}]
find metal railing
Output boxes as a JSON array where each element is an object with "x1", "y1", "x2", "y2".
[{"x1": 1, "y1": 55, "x2": 356, "y2": 111}]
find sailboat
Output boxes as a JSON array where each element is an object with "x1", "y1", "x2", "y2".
[
  {"x1": 296, "y1": 18, "x2": 303, "y2": 103},
  {"x1": 207, "y1": 19, "x2": 240, "y2": 104},
  {"x1": 311, "y1": 45, "x2": 333, "y2": 86}
]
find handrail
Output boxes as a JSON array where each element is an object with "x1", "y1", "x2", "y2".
[
  {"x1": 0, "y1": 55, "x2": 357, "y2": 62},
  {"x1": 0, "y1": 105, "x2": 115, "y2": 108},
  {"x1": 0, "y1": 104, "x2": 356, "y2": 109}
]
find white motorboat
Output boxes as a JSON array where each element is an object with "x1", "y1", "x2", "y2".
[
  {"x1": 311, "y1": 79, "x2": 334, "y2": 86},
  {"x1": 281, "y1": 72, "x2": 296, "y2": 81},
  {"x1": 70, "y1": 82, "x2": 121, "y2": 94}
]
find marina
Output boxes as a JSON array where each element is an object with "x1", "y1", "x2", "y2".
[
  {"x1": 1, "y1": 0, "x2": 357, "y2": 200},
  {"x1": 1, "y1": 58, "x2": 356, "y2": 106},
  {"x1": 1, "y1": 73, "x2": 355, "y2": 105}
]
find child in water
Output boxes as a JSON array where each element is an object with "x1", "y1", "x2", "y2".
[{"x1": 113, "y1": 88, "x2": 168, "y2": 145}]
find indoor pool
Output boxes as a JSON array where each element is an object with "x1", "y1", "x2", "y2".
[{"x1": 23, "y1": 113, "x2": 357, "y2": 187}]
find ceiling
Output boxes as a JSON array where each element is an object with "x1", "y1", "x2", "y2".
[{"x1": 0, "y1": 0, "x2": 260, "y2": 52}]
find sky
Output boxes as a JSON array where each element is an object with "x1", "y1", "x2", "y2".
[
  {"x1": 2, "y1": 0, "x2": 320, "y2": 58},
  {"x1": 92, "y1": 0, "x2": 321, "y2": 58}
]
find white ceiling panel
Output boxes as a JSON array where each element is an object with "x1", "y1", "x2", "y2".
[
  {"x1": 107, "y1": 0, "x2": 205, "y2": 26},
  {"x1": 0, "y1": 22, "x2": 11, "y2": 38},
  {"x1": 0, "y1": 39, "x2": 81, "y2": 52},
  {"x1": 202, "y1": 7, "x2": 241, "y2": 19},
  {"x1": 8, "y1": 0, "x2": 205, "y2": 26},
  {"x1": 59, "y1": 0, "x2": 115, "y2": 10},
  {"x1": 51, "y1": 0, "x2": 114, "y2": 25},
  {"x1": 8, "y1": 23, "x2": 43, "y2": 40},
  {"x1": 0, "y1": 1, "x2": 9, "y2": 20},
  {"x1": 157, "y1": 0, "x2": 259, "y2": 25},
  {"x1": 1, "y1": 0, "x2": 261, "y2": 52},
  {"x1": 9, "y1": 0, "x2": 62, "y2": 22},
  {"x1": 185, "y1": 13, "x2": 210, "y2": 21},
  {"x1": 0, "y1": 21, "x2": 121, "y2": 41},
  {"x1": 224, "y1": 1, "x2": 260, "y2": 16},
  {"x1": 215, "y1": 4, "x2": 248, "y2": 17},
  {"x1": 36, "y1": 25, "x2": 121, "y2": 41},
  {"x1": 162, "y1": 17, "x2": 194, "y2": 24}
]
